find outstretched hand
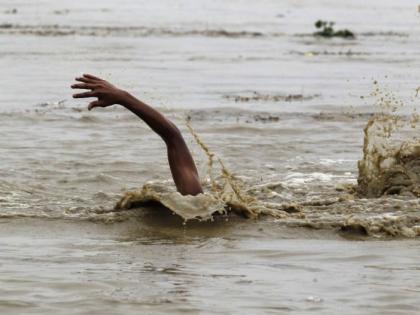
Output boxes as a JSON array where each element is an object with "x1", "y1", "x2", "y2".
[{"x1": 71, "y1": 74, "x2": 129, "y2": 110}]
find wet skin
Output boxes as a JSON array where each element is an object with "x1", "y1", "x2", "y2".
[{"x1": 71, "y1": 74, "x2": 203, "y2": 196}]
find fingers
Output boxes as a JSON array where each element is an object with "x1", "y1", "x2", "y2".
[
  {"x1": 88, "y1": 100, "x2": 104, "y2": 110},
  {"x1": 83, "y1": 74, "x2": 103, "y2": 81},
  {"x1": 74, "y1": 74, "x2": 103, "y2": 83},
  {"x1": 72, "y1": 74, "x2": 105, "y2": 108},
  {"x1": 72, "y1": 91, "x2": 97, "y2": 98},
  {"x1": 75, "y1": 77, "x2": 92, "y2": 83},
  {"x1": 71, "y1": 83, "x2": 96, "y2": 90}
]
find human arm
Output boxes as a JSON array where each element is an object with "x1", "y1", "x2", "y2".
[{"x1": 71, "y1": 74, "x2": 203, "y2": 196}]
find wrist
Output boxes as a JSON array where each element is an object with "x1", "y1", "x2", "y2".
[{"x1": 119, "y1": 90, "x2": 135, "y2": 107}]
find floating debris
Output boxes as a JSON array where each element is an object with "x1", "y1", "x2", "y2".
[
  {"x1": 4, "y1": 8, "x2": 18, "y2": 14},
  {"x1": 314, "y1": 20, "x2": 355, "y2": 39}
]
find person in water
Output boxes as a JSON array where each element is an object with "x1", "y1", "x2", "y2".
[{"x1": 71, "y1": 74, "x2": 203, "y2": 196}]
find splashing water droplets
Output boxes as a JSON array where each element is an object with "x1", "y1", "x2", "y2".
[{"x1": 358, "y1": 82, "x2": 420, "y2": 197}]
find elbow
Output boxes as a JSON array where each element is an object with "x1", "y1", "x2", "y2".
[
  {"x1": 169, "y1": 121, "x2": 182, "y2": 138},
  {"x1": 164, "y1": 121, "x2": 184, "y2": 145}
]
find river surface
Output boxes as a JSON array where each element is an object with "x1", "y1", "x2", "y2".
[{"x1": 1, "y1": 0, "x2": 420, "y2": 314}]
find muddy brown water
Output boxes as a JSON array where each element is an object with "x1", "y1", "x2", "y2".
[{"x1": 1, "y1": 0, "x2": 420, "y2": 314}]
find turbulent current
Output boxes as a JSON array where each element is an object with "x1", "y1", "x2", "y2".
[
  {"x1": 357, "y1": 83, "x2": 420, "y2": 198},
  {"x1": 2, "y1": 1, "x2": 420, "y2": 313},
  {"x1": 114, "y1": 88, "x2": 420, "y2": 238},
  {"x1": 1, "y1": 90, "x2": 418, "y2": 238}
]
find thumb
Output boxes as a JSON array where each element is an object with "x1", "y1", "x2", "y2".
[{"x1": 88, "y1": 100, "x2": 102, "y2": 111}]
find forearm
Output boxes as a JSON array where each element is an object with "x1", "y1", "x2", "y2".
[
  {"x1": 120, "y1": 93, "x2": 181, "y2": 143},
  {"x1": 121, "y1": 93, "x2": 202, "y2": 195}
]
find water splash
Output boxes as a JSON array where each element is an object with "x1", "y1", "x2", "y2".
[
  {"x1": 115, "y1": 121, "x2": 301, "y2": 221},
  {"x1": 357, "y1": 82, "x2": 420, "y2": 197}
]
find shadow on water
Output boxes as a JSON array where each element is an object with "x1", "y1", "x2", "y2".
[
  {"x1": 121, "y1": 203, "x2": 346, "y2": 243},
  {"x1": 120, "y1": 202, "x2": 248, "y2": 242}
]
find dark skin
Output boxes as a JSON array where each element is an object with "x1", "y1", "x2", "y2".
[{"x1": 71, "y1": 74, "x2": 203, "y2": 196}]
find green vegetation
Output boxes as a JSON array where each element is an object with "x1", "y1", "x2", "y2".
[{"x1": 314, "y1": 20, "x2": 355, "y2": 39}]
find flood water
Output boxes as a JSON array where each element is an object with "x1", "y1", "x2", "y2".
[{"x1": 1, "y1": 0, "x2": 420, "y2": 314}]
